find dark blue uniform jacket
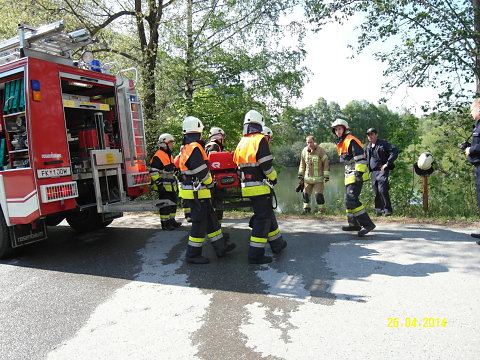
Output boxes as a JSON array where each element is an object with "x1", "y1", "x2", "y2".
[{"x1": 366, "y1": 139, "x2": 399, "y2": 171}]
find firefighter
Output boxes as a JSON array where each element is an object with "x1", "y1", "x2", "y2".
[
  {"x1": 332, "y1": 119, "x2": 376, "y2": 237},
  {"x1": 178, "y1": 116, "x2": 235, "y2": 264},
  {"x1": 465, "y1": 98, "x2": 480, "y2": 245},
  {"x1": 233, "y1": 110, "x2": 287, "y2": 264},
  {"x1": 298, "y1": 135, "x2": 330, "y2": 214},
  {"x1": 149, "y1": 133, "x2": 180, "y2": 231},
  {"x1": 205, "y1": 127, "x2": 226, "y2": 155}
]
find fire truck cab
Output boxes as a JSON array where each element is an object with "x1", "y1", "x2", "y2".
[{"x1": 0, "y1": 21, "x2": 167, "y2": 258}]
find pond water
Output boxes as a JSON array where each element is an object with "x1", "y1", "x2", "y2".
[{"x1": 274, "y1": 165, "x2": 345, "y2": 213}]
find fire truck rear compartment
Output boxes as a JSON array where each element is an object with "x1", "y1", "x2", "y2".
[{"x1": 60, "y1": 79, "x2": 119, "y2": 174}]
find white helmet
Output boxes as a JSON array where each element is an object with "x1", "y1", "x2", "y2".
[
  {"x1": 158, "y1": 133, "x2": 175, "y2": 147},
  {"x1": 417, "y1": 152, "x2": 433, "y2": 170},
  {"x1": 331, "y1": 119, "x2": 350, "y2": 134},
  {"x1": 209, "y1": 126, "x2": 226, "y2": 139},
  {"x1": 262, "y1": 126, "x2": 273, "y2": 138},
  {"x1": 244, "y1": 110, "x2": 264, "y2": 127},
  {"x1": 182, "y1": 116, "x2": 204, "y2": 134}
]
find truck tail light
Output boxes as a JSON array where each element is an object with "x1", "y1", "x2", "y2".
[
  {"x1": 40, "y1": 182, "x2": 78, "y2": 203},
  {"x1": 128, "y1": 172, "x2": 150, "y2": 187}
]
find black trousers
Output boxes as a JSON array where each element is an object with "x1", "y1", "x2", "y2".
[
  {"x1": 345, "y1": 181, "x2": 374, "y2": 228},
  {"x1": 371, "y1": 169, "x2": 392, "y2": 213},
  {"x1": 187, "y1": 198, "x2": 221, "y2": 245},
  {"x1": 345, "y1": 181, "x2": 363, "y2": 211},
  {"x1": 476, "y1": 165, "x2": 480, "y2": 207},
  {"x1": 158, "y1": 190, "x2": 177, "y2": 223},
  {"x1": 250, "y1": 194, "x2": 280, "y2": 244}
]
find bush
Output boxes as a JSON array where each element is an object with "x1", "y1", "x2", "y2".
[
  {"x1": 272, "y1": 141, "x2": 339, "y2": 167},
  {"x1": 319, "y1": 142, "x2": 339, "y2": 164},
  {"x1": 271, "y1": 141, "x2": 305, "y2": 167}
]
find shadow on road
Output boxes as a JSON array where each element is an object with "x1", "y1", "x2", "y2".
[
  {"x1": 0, "y1": 220, "x2": 455, "y2": 303},
  {"x1": 0, "y1": 219, "x2": 459, "y2": 360}
]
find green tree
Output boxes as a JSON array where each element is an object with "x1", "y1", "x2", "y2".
[
  {"x1": 305, "y1": 0, "x2": 480, "y2": 103},
  {"x1": 276, "y1": 97, "x2": 341, "y2": 144}
]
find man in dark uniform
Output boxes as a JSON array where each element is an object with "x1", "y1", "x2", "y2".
[
  {"x1": 178, "y1": 116, "x2": 235, "y2": 263},
  {"x1": 332, "y1": 119, "x2": 376, "y2": 237},
  {"x1": 365, "y1": 128, "x2": 399, "y2": 216},
  {"x1": 234, "y1": 110, "x2": 287, "y2": 264},
  {"x1": 465, "y1": 98, "x2": 480, "y2": 244}
]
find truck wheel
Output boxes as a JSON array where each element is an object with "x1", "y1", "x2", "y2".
[
  {"x1": 0, "y1": 210, "x2": 13, "y2": 259},
  {"x1": 98, "y1": 220, "x2": 113, "y2": 229},
  {"x1": 66, "y1": 208, "x2": 103, "y2": 233},
  {"x1": 46, "y1": 214, "x2": 65, "y2": 226}
]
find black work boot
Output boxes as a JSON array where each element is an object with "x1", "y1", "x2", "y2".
[
  {"x1": 269, "y1": 237, "x2": 287, "y2": 254},
  {"x1": 186, "y1": 245, "x2": 209, "y2": 264},
  {"x1": 356, "y1": 213, "x2": 376, "y2": 237},
  {"x1": 358, "y1": 224, "x2": 376, "y2": 237},
  {"x1": 341, "y1": 214, "x2": 361, "y2": 231},
  {"x1": 211, "y1": 236, "x2": 236, "y2": 257},
  {"x1": 248, "y1": 246, "x2": 272, "y2": 264},
  {"x1": 302, "y1": 193, "x2": 311, "y2": 214},
  {"x1": 342, "y1": 224, "x2": 361, "y2": 231},
  {"x1": 470, "y1": 234, "x2": 480, "y2": 245},
  {"x1": 162, "y1": 221, "x2": 175, "y2": 231},
  {"x1": 170, "y1": 219, "x2": 182, "y2": 228}
]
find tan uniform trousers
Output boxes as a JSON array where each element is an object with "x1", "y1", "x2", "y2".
[{"x1": 304, "y1": 182, "x2": 324, "y2": 196}]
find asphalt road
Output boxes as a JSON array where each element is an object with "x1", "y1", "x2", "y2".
[{"x1": 1, "y1": 214, "x2": 479, "y2": 360}]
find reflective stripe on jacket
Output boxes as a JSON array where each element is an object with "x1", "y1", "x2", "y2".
[
  {"x1": 234, "y1": 133, "x2": 277, "y2": 197},
  {"x1": 205, "y1": 140, "x2": 222, "y2": 155},
  {"x1": 149, "y1": 149, "x2": 177, "y2": 192},
  {"x1": 178, "y1": 142, "x2": 213, "y2": 199},
  {"x1": 336, "y1": 134, "x2": 368, "y2": 185},
  {"x1": 298, "y1": 144, "x2": 330, "y2": 183}
]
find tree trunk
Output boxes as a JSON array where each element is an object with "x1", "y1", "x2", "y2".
[
  {"x1": 142, "y1": 66, "x2": 157, "y2": 123},
  {"x1": 473, "y1": 0, "x2": 480, "y2": 94},
  {"x1": 134, "y1": 0, "x2": 161, "y2": 123},
  {"x1": 184, "y1": 0, "x2": 195, "y2": 114}
]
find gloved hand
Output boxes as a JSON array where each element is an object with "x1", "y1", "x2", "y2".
[
  {"x1": 324, "y1": 177, "x2": 329, "y2": 183},
  {"x1": 354, "y1": 171, "x2": 363, "y2": 183},
  {"x1": 154, "y1": 178, "x2": 163, "y2": 187},
  {"x1": 205, "y1": 180, "x2": 216, "y2": 189},
  {"x1": 295, "y1": 183, "x2": 304, "y2": 192},
  {"x1": 270, "y1": 178, "x2": 277, "y2": 186}
]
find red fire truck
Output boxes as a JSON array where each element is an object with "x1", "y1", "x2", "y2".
[{"x1": 0, "y1": 21, "x2": 169, "y2": 258}]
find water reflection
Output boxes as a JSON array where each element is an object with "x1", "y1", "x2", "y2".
[{"x1": 274, "y1": 165, "x2": 345, "y2": 213}]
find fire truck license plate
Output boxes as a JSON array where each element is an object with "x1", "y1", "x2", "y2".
[{"x1": 37, "y1": 167, "x2": 71, "y2": 178}]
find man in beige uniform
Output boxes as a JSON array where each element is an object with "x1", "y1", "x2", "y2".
[{"x1": 298, "y1": 135, "x2": 330, "y2": 213}]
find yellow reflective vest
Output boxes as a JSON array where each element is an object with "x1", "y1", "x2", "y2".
[
  {"x1": 336, "y1": 134, "x2": 369, "y2": 185},
  {"x1": 178, "y1": 142, "x2": 213, "y2": 199},
  {"x1": 149, "y1": 149, "x2": 177, "y2": 192},
  {"x1": 234, "y1": 133, "x2": 277, "y2": 197}
]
